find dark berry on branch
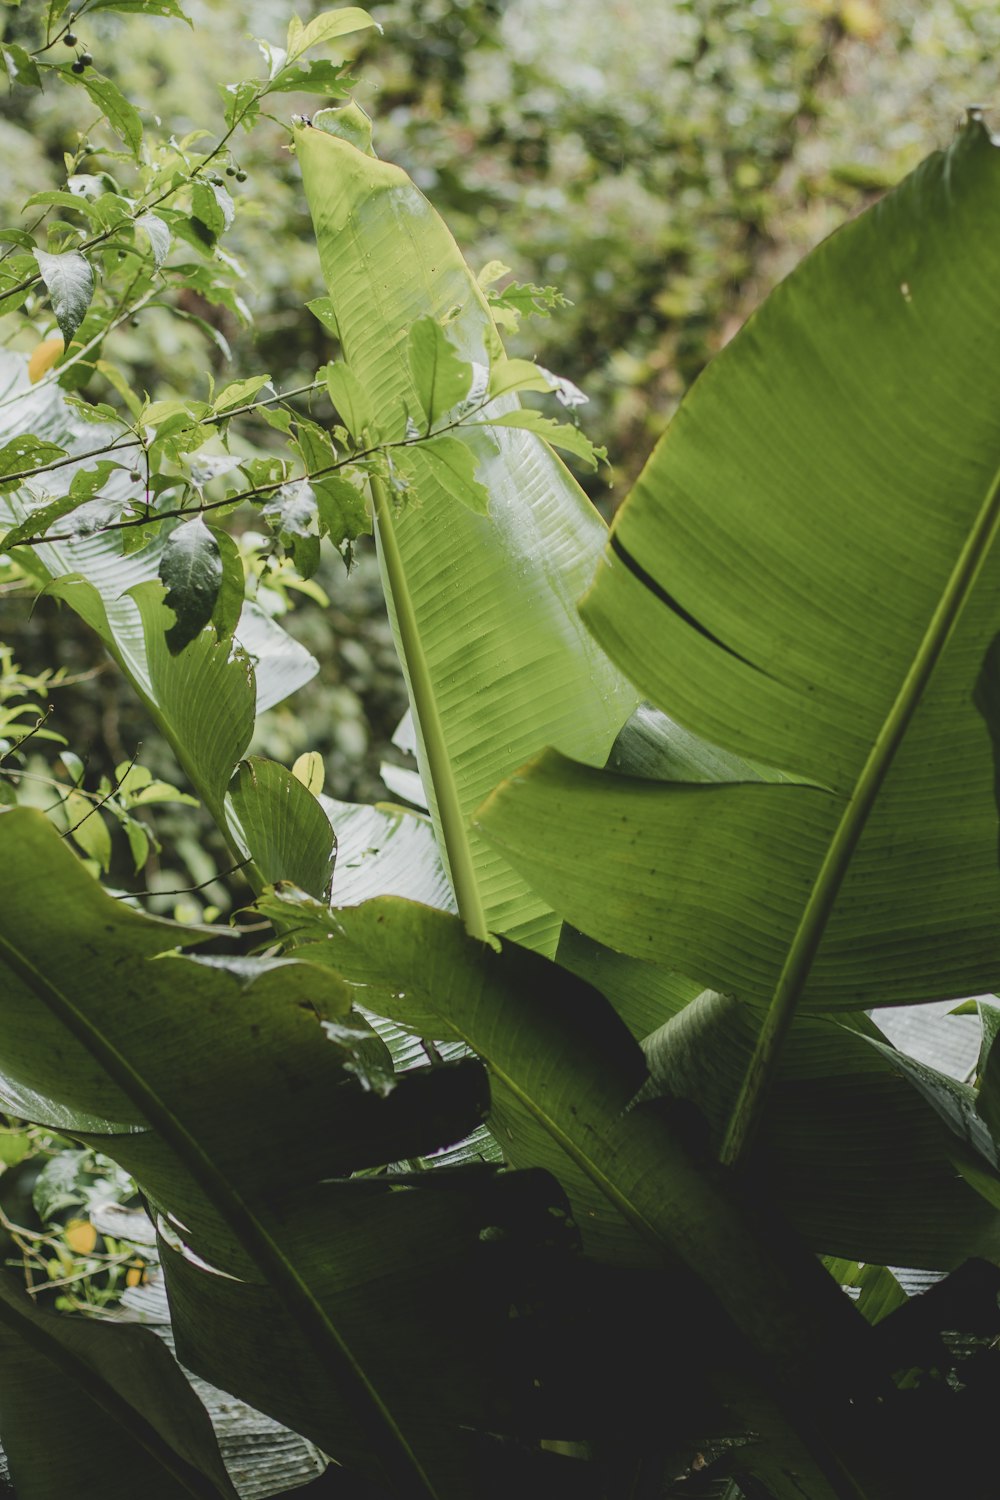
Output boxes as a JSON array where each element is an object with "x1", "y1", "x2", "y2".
[
  {"x1": 79, "y1": 52, "x2": 93, "y2": 65},
  {"x1": 129, "y1": 470, "x2": 142, "y2": 482},
  {"x1": 71, "y1": 58, "x2": 86, "y2": 73},
  {"x1": 235, "y1": 170, "x2": 247, "y2": 183},
  {"x1": 63, "y1": 31, "x2": 77, "y2": 45}
]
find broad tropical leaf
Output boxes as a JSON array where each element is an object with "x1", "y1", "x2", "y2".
[
  {"x1": 296, "y1": 113, "x2": 638, "y2": 955},
  {"x1": 269, "y1": 895, "x2": 875, "y2": 1371},
  {"x1": 477, "y1": 120, "x2": 1000, "y2": 1019},
  {"x1": 0, "y1": 808, "x2": 575, "y2": 1498}
]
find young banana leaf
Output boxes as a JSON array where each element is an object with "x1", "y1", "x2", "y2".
[{"x1": 295, "y1": 110, "x2": 639, "y2": 956}]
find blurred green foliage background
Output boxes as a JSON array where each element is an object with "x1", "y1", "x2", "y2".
[{"x1": 1, "y1": 0, "x2": 997, "y2": 916}]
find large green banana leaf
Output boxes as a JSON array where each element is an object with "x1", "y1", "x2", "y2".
[
  {"x1": 0, "y1": 808, "x2": 584, "y2": 1499},
  {"x1": 269, "y1": 897, "x2": 875, "y2": 1371},
  {"x1": 476, "y1": 119, "x2": 1000, "y2": 1018},
  {"x1": 295, "y1": 113, "x2": 638, "y2": 955},
  {"x1": 278, "y1": 890, "x2": 1000, "y2": 1498}
]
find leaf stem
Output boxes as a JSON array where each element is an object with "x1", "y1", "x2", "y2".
[
  {"x1": 720, "y1": 455, "x2": 1000, "y2": 1167},
  {"x1": 371, "y1": 471, "x2": 489, "y2": 941}
]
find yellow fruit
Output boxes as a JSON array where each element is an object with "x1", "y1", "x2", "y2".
[
  {"x1": 64, "y1": 1217, "x2": 97, "y2": 1254},
  {"x1": 27, "y1": 335, "x2": 65, "y2": 384}
]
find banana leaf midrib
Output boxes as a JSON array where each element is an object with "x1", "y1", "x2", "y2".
[
  {"x1": 720, "y1": 453, "x2": 1000, "y2": 1162},
  {"x1": 371, "y1": 471, "x2": 489, "y2": 941}
]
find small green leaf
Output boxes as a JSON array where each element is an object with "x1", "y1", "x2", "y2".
[
  {"x1": 32, "y1": 249, "x2": 94, "y2": 346},
  {"x1": 69, "y1": 71, "x2": 143, "y2": 156},
  {"x1": 221, "y1": 79, "x2": 260, "y2": 133},
  {"x1": 476, "y1": 260, "x2": 511, "y2": 290},
  {"x1": 267, "y1": 58, "x2": 352, "y2": 95},
  {"x1": 306, "y1": 296, "x2": 339, "y2": 340},
  {"x1": 262, "y1": 481, "x2": 318, "y2": 542},
  {"x1": 0, "y1": 437, "x2": 67, "y2": 475},
  {"x1": 191, "y1": 181, "x2": 234, "y2": 242},
  {"x1": 285, "y1": 7, "x2": 377, "y2": 63},
  {"x1": 95, "y1": 360, "x2": 144, "y2": 418},
  {"x1": 483, "y1": 409, "x2": 605, "y2": 469},
  {"x1": 0, "y1": 1133, "x2": 31, "y2": 1167},
  {"x1": 90, "y1": 193, "x2": 134, "y2": 231},
  {"x1": 142, "y1": 398, "x2": 212, "y2": 427},
  {"x1": 66, "y1": 496, "x2": 125, "y2": 539},
  {"x1": 213, "y1": 375, "x2": 272, "y2": 414},
  {"x1": 291, "y1": 419, "x2": 371, "y2": 546},
  {"x1": 395, "y1": 436, "x2": 490, "y2": 516},
  {"x1": 488, "y1": 357, "x2": 586, "y2": 407},
  {"x1": 210, "y1": 526, "x2": 245, "y2": 644},
  {"x1": 86, "y1": 0, "x2": 191, "y2": 18},
  {"x1": 68, "y1": 461, "x2": 118, "y2": 502},
  {"x1": 228, "y1": 756, "x2": 336, "y2": 899},
  {"x1": 22, "y1": 190, "x2": 100, "y2": 221},
  {"x1": 313, "y1": 473, "x2": 370, "y2": 546},
  {"x1": 487, "y1": 278, "x2": 570, "y2": 327},
  {"x1": 159, "y1": 517, "x2": 223, "y2": 655},
  {"x1": 125, "y1": 818, "x2": 150, "y2": 872},
  {"x1": 406, "y1": 316, "x2": 474, "y2": 429},
  {"x1": 115, "y1": 763, "x2": 153, "y2": 794},
  {"x1": 135, "y1": 213, "x2": 170, "y2": 268},
  {"x1": 129, "y1": 783, "x2": 199, "y2": 808},
  {"x1": 1, "y1": 43, "x2": 41, "y2": 89},
  {"x1": 324, "y1": 362, "x2": 374, "y2": 440},
  {"x1": 130, "y1": 581, "x2": 256, "y2": 812},
  {"x1": 292, "y1": 751, "x2": 325, "y2": 796},
  {"x1": 65, "y1": 793, "x2": 112, "y2": 872}
]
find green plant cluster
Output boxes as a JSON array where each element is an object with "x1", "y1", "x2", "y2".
[{"x1": 1, "y1": 3, "x2": 1000, "y2": 1499}]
